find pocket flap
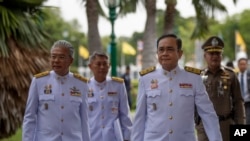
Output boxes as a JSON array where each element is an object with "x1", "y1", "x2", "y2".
[
  {"x1": 146, "y1": 90, "x2": 161, "y2": 97},
  {"x1": 70, "y1": 97, "x2": 82, "y2": 103},
  {"x1": 39, "y1": 95, "x2": 55, "y2": 101},
  {"x1": 88, "y1": 98, "x2": 97, "y2": 103}
]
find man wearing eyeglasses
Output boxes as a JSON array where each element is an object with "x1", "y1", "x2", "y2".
[
  {"x1": 22, "y1": 40, "x2": 90, "y2": 141},
  {"x1": 87, "y1": 51, "x2": 132, "y2": 141},
  {"x1": 196, "y1": 36, "x2": 245, "y2": 141}
]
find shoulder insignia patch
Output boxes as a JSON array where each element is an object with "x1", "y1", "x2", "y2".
[
  {"x1": 112, "y1": 77, "x2": 124, "y2": 83},
  {"x1": 184, "y1": 66, "x2": 202, "y2": 75},
  {"x1": 139, "y1": 66, "x2": 156, "y2": 76},
  {"x1": 73, "y1": 73, "x2": 88, "y2": 83},
  {"x1": 34, "y1": 71, "x2": 50, "y2": 78}
]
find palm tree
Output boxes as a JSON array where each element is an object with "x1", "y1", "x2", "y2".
[
  {"x1": 163, "y1": 0, "x2": 237, "y2": 38},
  {"x1": 141, "y1": 0, "x2": 158, "y2": 69},
  {"x1": 83, "y1": 0, "x2": 139, "y2": 57},
  {"x1": 86, "y1": 0, "x2": 102, "y2": 54},
  {"x1": 0, "y1": 0, "x2": 50, "y2": 138}
]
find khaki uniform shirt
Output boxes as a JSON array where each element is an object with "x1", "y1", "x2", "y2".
[{"x1": 196, "y1": 66, "x2": 245, "y2": 141}]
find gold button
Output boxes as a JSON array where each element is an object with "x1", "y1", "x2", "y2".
[
  {"x1": 100, "y1": 96, "x2": 104, "y2": 99},
  {"x1": 169, "y1": 78, "x2": 172, "y2": 81},
  {"x1": 169, "y1": 116, "x2": 173, "y2": 120},
  {"x1": 169, "y1": 129, "x2": 173, "y2": 134}
]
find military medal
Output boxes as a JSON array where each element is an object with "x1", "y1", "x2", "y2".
[
  {"x1": 152, "y1": 103, "x2": 157, "y2": 111},
  {"x1": 44, "y1": 84, "x2": 52, "y2": 94},
  {"x1": 89, "y1": 105, "x2": 93, "y2": 111},
  {"x1": 44, "y1": 103, "x2": 48, "y2": 110},
  {"x1": 108, "y1": 92, "x2": 117, "y2": 96},
  {"x1": 217, "y1": 80, "x2": 224, "y2": 96},
  {"x1": 88, "y1": 89, "x2": 94, "y2": 97},
  {"x1": 70, "y1": 86, "x2": 81, "y2": 96},
  {"x1": 151, "y1": 79, "x2": 158, "y2": 89},
  {"x1": 111, "y1": 107, "x2": 118, "y2": 114}
]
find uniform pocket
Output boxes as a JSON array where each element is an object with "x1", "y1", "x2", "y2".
[
  {"x1": 70, "y1": 97, "x2": 82, "y2": 108},
  {"x1": 38, "y1": 95, "x2": 55, "y2": 110},
  {"x1": 179, "y1": 90, "x2": 194, "y2": 97},
  {"x1": 88, "y1": 97, "x2": 97, "y2": 112},
  {"x1": 88, "y1": 97, "x2": 97, "y2": 103},
  {"x1": 179, "y1": 90, "x2": 194, "y2": 107},
  {"x1": 70, "y1": 97, "x2": 82, "y2": 103},
  {"x1": 39, "y1": 95, "x2": 55, "y2": 101},
  {"x1": 146, "y1": 90, "x2": 161, "y2": 104}
]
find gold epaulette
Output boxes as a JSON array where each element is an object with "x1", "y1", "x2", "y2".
[
  {"x1": 112, "y1": 77, "x2": 124, "y2": 83},
  {"x1": 139, "y1": 66, "x2": 156, "y2": 76},
  {"x1": 34, "y1": 71, "x2": 50, "y2": 78},
  {"x1": 73, "y1": 73, "x2": 88, "y2": 83},
  {"x1": 184, "y1": 66, "x2": 202, "y2": 75}
]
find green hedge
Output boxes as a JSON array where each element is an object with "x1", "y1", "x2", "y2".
[{"x1": 131, "y1": 79, "x2": 138, "y2": 110}]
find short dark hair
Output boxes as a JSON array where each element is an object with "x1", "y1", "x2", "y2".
[
  {"x1": 156, "y1": 34, "x2": 182, "y2": 49},
  {"x1": 126, "y1": 65, "x2": 130, "y2": 70},
  {"x1": 238, "y1": 58, "x2": 248, "y2": 64}
]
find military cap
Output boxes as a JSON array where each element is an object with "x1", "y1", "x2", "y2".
[{"x1": 202, "y1": 36, "x2": 224, "y2": 52}]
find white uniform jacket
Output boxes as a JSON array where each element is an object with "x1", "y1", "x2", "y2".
[
  {"x1": 131, "y1": 66, "x2": 222, "y2": 141},
  {"x1": 22, "y1": 71, "x2": 90, "y2": 141},
  {"x1": 87, "y1": 77, "x2": 132, "y2": 141}
]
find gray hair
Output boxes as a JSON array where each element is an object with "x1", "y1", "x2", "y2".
[
  {"x1": 88, "y1": 51, "x2": 109, "y2": 64},
  {"x1": 51, "y1": 40, "x2": 74, "y2": 58}
]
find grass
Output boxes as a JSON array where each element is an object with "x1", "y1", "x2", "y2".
[{"x1": 0, "y1": 129, "x2": 22, "y2": 141}]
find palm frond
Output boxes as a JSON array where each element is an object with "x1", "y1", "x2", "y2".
[{"x1": 0, "y1": 1, "x2": 50, "y2": 57}]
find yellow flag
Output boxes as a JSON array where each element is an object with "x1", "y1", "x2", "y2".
[
  {"x1": 235, "y1": 31, "x2": 246, "y2": 52},
  {"x1": 79, "y1": 45, "x2": 89, "y2": 59},
  {"x1": 122, "y1": 42, "x2": 136, "y2": 55}
]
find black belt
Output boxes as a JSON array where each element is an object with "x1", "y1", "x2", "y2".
[{"x1": 218, "y1": 114, "x2": 231, "y2": 121}]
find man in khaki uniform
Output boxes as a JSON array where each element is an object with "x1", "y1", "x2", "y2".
[{"x1": 196, "y1": 36, "x2": 245, "y2": 141}]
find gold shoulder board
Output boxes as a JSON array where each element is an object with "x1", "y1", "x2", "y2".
[
  {"x1": 184, "y1": 66, "x2": 202, "y2": 75},
  {"x1": 139, "y1": 66, "x2": 156, "y2": 76},
  {"x1": 34, "y1": 71, "x2": 50, "y2": 78},
  {"x1": 112, "y1": 77, "x2": 124, "y2": 83},
  {"x1": 73, "y1": 73, "x2": 88, "y2": 82}
]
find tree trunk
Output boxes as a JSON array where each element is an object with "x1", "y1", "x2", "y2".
[
  {"x1": 163, "y1": 0, "x2": 177, "y2": 34},
  {"x1": 141, "y1": 0, "x2": 157, "y2": 70},
  {"x1": 86, "y1": 0, "x2": 102, "y2": 54}
]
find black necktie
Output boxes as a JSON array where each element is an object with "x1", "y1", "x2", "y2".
[{"x1": 241, "y1": 73, "x2": 244, "y2": 96}]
